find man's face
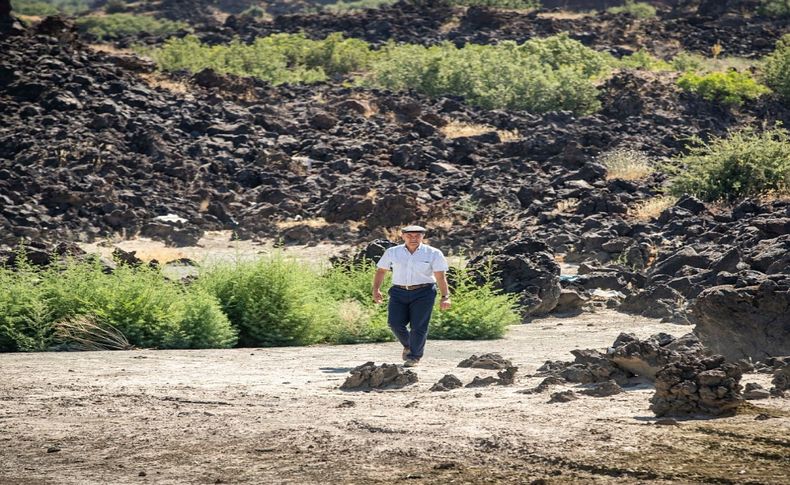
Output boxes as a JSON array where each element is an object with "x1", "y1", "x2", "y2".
[{"x1": 401, "y1": 231, "x2": 424, "y2": 245}]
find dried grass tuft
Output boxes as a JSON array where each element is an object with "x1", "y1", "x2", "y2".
[
  {"x1": 441, "y1": 121, "x2": 519, "y2": 142},
  {"x1": 599, "y1": 148, "x2": 654, "y2": 180},
  {"x1": 630, "y1": 196, "x2": 678, "y2": 221},
  {"x1": 54, "y1": 315, "x2": 133, "y2": 351}
]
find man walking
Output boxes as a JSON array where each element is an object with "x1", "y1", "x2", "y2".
[{"x1": 372, "y1": 225, "x2": 451, "y2": 367}]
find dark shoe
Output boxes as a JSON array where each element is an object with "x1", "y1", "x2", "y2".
[
  {"x1": 404, "y1": 358, "x2": 420, "y2": 368},
  {"x1": 402, "y1": 347, "x2": 410, "y2": 360}
]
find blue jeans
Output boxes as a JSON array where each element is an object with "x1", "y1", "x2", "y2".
[{"x1": 387, "y1": 285, "x2": 437, "y2": 360}]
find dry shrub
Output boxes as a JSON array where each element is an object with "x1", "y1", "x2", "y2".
[
  {"x1": 630, "y1": 196, "x2": 678, "y2": 221},
  {"x1": 139, "y1": 73, "x2": 189, "y2": 94},
  {"x1": 553, "y1": 198, "x2": 580, "y2": 214},
  {"x1": 441, "y1": 121, "x2": 519, "y2": 141},
  {"x1": 54, "y1": 315, "x2": 133, "y2": 351},
  {"x1": 276, "y1": 218, "x2": 329, "y2": 229},
  {"x1": 598, "y1": 148, "x2": 654, "y2": 180}
]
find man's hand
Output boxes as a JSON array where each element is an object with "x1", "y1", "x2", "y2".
[
  {"x1": 373, "y1": 289, "x2": 383, "y2": 304},
  {"x1": 440, "y1": 296, "x2": 451, "y2": 311}
]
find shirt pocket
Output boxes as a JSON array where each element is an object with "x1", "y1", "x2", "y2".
[{"x1": 417, "y1": 261, "x2": 432, "y2": 273}]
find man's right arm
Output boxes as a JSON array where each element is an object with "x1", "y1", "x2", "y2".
[{"x1": 372, "y1": 268, "x2": 388, "y2": 304}]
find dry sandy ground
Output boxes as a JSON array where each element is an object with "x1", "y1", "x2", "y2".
[{"x1": 1, "y1": 311, "x2": 789, "y2": 485}]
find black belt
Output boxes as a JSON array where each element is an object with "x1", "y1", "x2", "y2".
[{"x1": 392, "y1": 283, "x2": 433, "y2": 290}]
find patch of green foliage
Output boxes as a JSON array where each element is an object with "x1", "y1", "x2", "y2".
[
  {"x1": 677, "y1": 70, "x2": 770, "y2": 106},
  {"x1": 430, "y1": 265, "x2": 520, "y2": 340},
  {"x1": 669, "y1": 127, "x2": 790, "y2": 202},
  {"x1": 10, "y1": 0, "x2": 90, "y2": 16},
  {"x1": 763, "y1": 34, "x2": 790, "y2": 104},
  {"x1": 363, "y1": 34, "x2": 607, "y2": 114},
  {"x1": 759, "y1": 0, "x2": 790, "y2": 17},
  {"x1": 197, "y1": 256, "x2": 333, "y2": 347},
  {"x1": 151, "y1": 32, "x2": 608, "y2": 114},
  {"x1": 323, "y1": 0, "x2": 398, "y2": 12},
  {"x1": 240, "y1": 5, "x2": 267, "y2": 18},
  {"x1": 607, "y1": 0, "x2": 657, "y2": 19},
  {"x1": 75, "y1": 14, "x2": 188, "y2": 39},
  {"x1": 446, "y1": 0, "x2": 540, "y2": 8},
  {"x1": 0, "y1": 256, "x2": 237, "y2": 352},
  {"x1": 617, "y1": 50, "x2": 673, "y2": 71},
  {"x1": 104, "y1": 0, "x2": 126, "y2": 14},
  {"x1": 151, "y1": 33, "x2": 373, "y2": 85}
]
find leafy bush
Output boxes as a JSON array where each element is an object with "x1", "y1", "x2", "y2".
[
  {"x1": 364, "y1": 36, "x2": 605, "y2": 114},
  {"x1": 607, "y1": 0, "x2": 657, "y2": 19},
  {"x1": 430, "y1": 265, "x2": 520, "y2": 340},
  {"x1": 617, "y1": 50, "x2": 672, "y2": 71},
  {"x1": 240, "y1": 5, "x2": 267, "y2": 18},
  {"x1": 763, "y1": 34, "x2": 790, "y2": 104},
  {"x1": 11, "y1": 0, "x2": 90, "y2": 16},
  {"x1": 198, "y1": 256, "x2": 333, "y2": 347},
  {"x1": 759, "y1": 0, "x2": 790, "y2": 17},
  {"x1": 447, "y1": 0, "x2": 540, "y2": 8},
  {"x1": 75, "y1": 14, "x2": 188, "y2": 39},
  {"x1": 323, "y1": 0, "x2": 398, "y2": 12},
  {"x1": 677, "y1": 70, "x2": 770, "y2": 106},
  {"x1": 669, "y1": 127, "x2": 790, "y2": 202},
  {"x1": 0, "y1": 255, "x2": 237, "y2": 351},
  {"x1": 321, "y1": 261, "x2": 391, "y2": 344},
  {"x1": 152, "y1": 33, "x2": 373, "y2": 85}
]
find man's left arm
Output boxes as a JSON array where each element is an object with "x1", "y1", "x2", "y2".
[{"x1": 434, "y1": 271, "x2": 451, "y2": 311}]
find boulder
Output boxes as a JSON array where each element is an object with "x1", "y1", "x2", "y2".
[
  {"x1": 431, "y1": 374, "x2": 463, "y2": 392},
  {"x1": 608, "y1": 332, "x2": 705, "y2": 380},
  {"x1": 691, "y1": 280, "x2": 790, "y2": 361},
  {"x1": 340, "y1": 362, "x2": 418, "y2": 390},
  {"x1": 650, "y1": 355, "x2": 743, "y2": 417},
  {"x1": 457, "y1": 353, "x2": 512, "y2": 370}
]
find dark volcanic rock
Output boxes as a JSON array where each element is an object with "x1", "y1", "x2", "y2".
[
  {"x1": 340, "y1": 362, "x2": 418, "y2": 390},
  {"x1": 608, "y1": 332, "x2": 705, "y2": 380},
  {"x1": 691, "y1": 280, "x2": 790, "y2": 361},
  {"x1": 431, "y1": 374, "x2": 463, "y2": 392},
  {"x1": 458, "y1": 353, "x2": 513, "y2": 370},
  {"x1": 650, "y1": 355, "x2": 743, "y2": 417},
  {"x1": 578, "y1": 380, "x2": 624, "y2": 397}
]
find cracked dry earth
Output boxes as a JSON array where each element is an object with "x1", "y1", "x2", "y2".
[{"x1": 1, "y1": 311, "x2": 789, "y2": 485}]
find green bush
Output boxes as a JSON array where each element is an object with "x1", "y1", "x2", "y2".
[
  {"x1": 447, "y1": 0, "x2": 540, "y2": 8},
  {"x1": 198, "y1": 256, "x2": 333, "y2": 347},
  {"x1": 607, "y1": 0, "x2": 657, "y2": 19},
  {"x1": 75, "y1": 14, "x2": 188, "y2": 39},
  {"x1": 151, "y1": 33, "x2": 373, "y2": 85},
  {"x1": 669, "y1": 127, "x2": 790, "y2": 202},
  {"x1": 240, "y1": 5, "x2": 267, "y2": 18},
  {"x1": 321, "y1": 261, "x2": 391, "y2": 344},
  {"x1": 323, "y1": 0, "x2": 398, "y2": 12},
  {"x1": 11, "y1": 0, "x2": 90, "y2": 16},
  {"x1": 759, "y1": 0, "x2": 790, "y2": 17},
  {"x1": 677, "y1": 70, "x2": 770, "y2": 106},
  {"x1": 364, "y1": 36, "x2": 605, "y2": 114},
  {"x1": 763, "y1": 34, "x2": 790, "y2": 104},
  {"x1": 617, "y1": 50, "x2": 673, "y2": 71},
  {"x1": 0, "y1": 255, "x2": 237, "y2": 351},
  {"x1": 430, "y1": 265, "x2": 521, "y2": 339}
]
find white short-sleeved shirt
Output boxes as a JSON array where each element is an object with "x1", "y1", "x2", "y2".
[{"x1": 376, "y1": 244, "x2": 449, "y2": 286}]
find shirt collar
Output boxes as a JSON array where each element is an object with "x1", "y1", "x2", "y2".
[{"x1": 402, "y1": 243, "x2": 423, "y2": 254}]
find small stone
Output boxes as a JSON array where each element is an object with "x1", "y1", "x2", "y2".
[
  {"x1": 139, "y1": 471, "x2": 147, "y2": 477},
  {"x1": 46, "y1": 447, "x2": 61, "y2": 453},
  {"x1": 549, "y1": 390, "x2": 577, "y2": 403}
]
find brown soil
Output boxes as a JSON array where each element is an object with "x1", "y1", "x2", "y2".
[{"x1": 1, "y1": 311, "x2": 788, "y2": 484}]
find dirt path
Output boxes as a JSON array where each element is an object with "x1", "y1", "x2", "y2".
[{"x1": 1, "y1": 311, "x2": 788, "y2": 485}]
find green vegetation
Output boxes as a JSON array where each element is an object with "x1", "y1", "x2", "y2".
[
  {"x1": 151, "y1": 33, "x2": 607, "y2": 114},
  {"x1": 763, "y1": 34, "x2": 790, "y2": 104},
  {"x1": 150, "y1": 33, "x2": 372, "y2": 85},
  {"x1": 607, "y1": 0, "x2": 657, "y2": 19},
  {"x1": 0, "y1": 256, "x2": 236, "y2": 352},
  {"x1": 447, "y1": 0, "x2": 540, "y2": 8},
  {"x1": 430, "y1": 266, "x2": 520, "y2": 339},
  {"x1": 669, "y1": 127, "x2": 790, "y2": 202},
  {"x1": 0, "y1": 253, "x2": 521, "y2": 352},
  {"x1": 759, "y1": 0, "x2": 790, "y2": 17},
  {"x1": 617, "y1": 50, "x2": 673, "y2": 71},
  {"x1": 677, "y1": 70, "x2": 770, "y2": 106},
  {"x1": 11, "y1": 0, "x2": 90, "y2": 16},
  {"x1": 75, "y1": 14, "x2": 188, "y2": 39},
  {"x1": 104, "y1": 0, "x2": 126, "y2": 14},
  {"x1": 323, "y1": 0, "x2": 398, "y2": 12}
]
